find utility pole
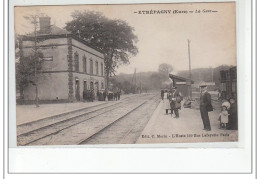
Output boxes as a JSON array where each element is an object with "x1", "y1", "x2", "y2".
[
  {"x1": 134, "y1": 68, "x2": 137, "y2": 94},
  {"x1": 28, "y1": 15, "x2": 40, "y2": 107},
  {"x1": 188, "y1": 39, "x2": 192, "y2": 98},
  {"x1": 132, "y1": 68, "x2": 137, "y2": 94},
  {"x1": 139, "y1": 72, "x2": 142, "y2": 94},
  {"x1": 211, "y1": 67, "x2": 214, "y2": 82}
]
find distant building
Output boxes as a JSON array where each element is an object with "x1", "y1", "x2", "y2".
[
  {"x1": 220, "y1": 66, "x2": 237, "y2": 99},
  {"x1": 18, "y1": 17, "x2": 106, "y2": 103},
  {"x1": 169, "y1": 74, "x2": 194, "y2": 97}
]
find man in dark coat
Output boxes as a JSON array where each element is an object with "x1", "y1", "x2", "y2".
[
  {"x1": 103, "y1": 91, "x2": 107, "y2": 101},
  {"x1": 90, "y1": 89, "x2": 95, "y2": 102},
  {"x1": 161, "y1": 89, "x2": 164, "y2": 100},
  {"x1": 199, "y1": 84, "x2": 212, "y2": 131},
  {"x1": 228, "y1": 97, "x2": 238, "y2": 130},
  {"x1": 117, "y1": 89, "x2": 121, "y2": 100},
  {"x1": 172, "y1": 87, "x2": 182, "y2": 118}
]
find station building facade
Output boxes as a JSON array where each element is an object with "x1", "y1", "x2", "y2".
[{"x1": 19, "y1": 18, "x2": 106, "y2": 103}]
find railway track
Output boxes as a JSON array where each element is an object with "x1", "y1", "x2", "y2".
[
  {"x1": 17, "y1": 102, "x2": 120, "y2": 136},
  {"x1": 17, "y1": 94, "x2": 139, "y2": 136},
  {"x1": 17, "y1": 94, "x2": 157, "y2": 146},
  {"x1": 79, "y1": 96, "x2": 160, "y2": 144}
]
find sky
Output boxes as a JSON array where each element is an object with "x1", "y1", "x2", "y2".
[{"x1": 15, "y1": 3, "x2": 236, "y2": 74}]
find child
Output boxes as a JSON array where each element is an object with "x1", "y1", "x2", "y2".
[{"x1": 218, "y1": 106, "x2": 229, "y2": 129}]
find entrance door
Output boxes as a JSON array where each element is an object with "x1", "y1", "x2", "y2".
[
  {"x1": 84, "y1": 81, "x2": 87, "y2": 91},
  {"x1": 95, "y1": 82, "x2": 99, "y2": 96},
  {"x1": 75, "y1": 79, "x2": 80, "y2": 101},
  {"x1": 90, "y1": 81, "x2": 94, "y2": 90}
]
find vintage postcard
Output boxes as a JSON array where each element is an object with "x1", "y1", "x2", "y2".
[{"x1": 14, "y1": 2, "x2": 238, "y2": 146}]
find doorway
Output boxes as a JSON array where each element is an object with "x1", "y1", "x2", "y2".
[
  {"x1": 90, "y1": 81, "x2": 94, "y2": 90},
  {"x1": 84, "y1": 80, "x2": 87, "y2": 91},
  {"x1": 75, "y1": 79, "x2": 80, "y2": 101},
  {"x1": 95, "y1": 82, "x2": 99, "y2": 96}
]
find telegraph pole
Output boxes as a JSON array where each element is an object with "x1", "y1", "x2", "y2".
[
  {"x1": 134, "y1": 68, "x2": 137, "y2": 93},
  {"x1": 132, "y1": 68, "x2": 137, "y2": 94},
  {"x1": 31, "y1": 15, "x2": 40, "y2": 107},
  {"x1": 139, "y1": 72, "x2": 142, "y2": 94},
  {"x1": 188, "y1": 39, "x2": 192, "y2": 98},
  {"x1": 211, "y1": 67, "x2": 214, "y2": 82}
]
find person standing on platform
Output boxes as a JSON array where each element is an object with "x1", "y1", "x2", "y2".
[
  {"x1": 199, "y1": 84, "x2": 213, "y2": 131},
  {"x1": 103, "y1": 90, "x2": 107, "y2": 101},
  {"x1": 117, "y1": 89, "x2": 121, "y2": 100},
  {"x1": 172, "y1": 87, "x2": 182, "y2": 118},
  {"x1": 228, "y1": 97, "x2": 238, "y2": 130},
  {"x1": 165, "y1": 90, "x2": 172, "y2": 115},
  {"x1": 161, "y1": 89, "x2": 164, "y2": 100},
  {"x1": 113, "y1": 88, "x2": 118, "y2": 101}
]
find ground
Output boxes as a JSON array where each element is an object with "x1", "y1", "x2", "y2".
[
  {"x1": 16, "y1": 93, "x2": 238, "y2": 145},
  {"x1": 137, "y1": 98, "x2": 238, "y2": 143}
]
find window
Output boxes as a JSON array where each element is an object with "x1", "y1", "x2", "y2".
[
  {"x1": 90, "y1": 59, "x2": 93, "y2": 74},
  {"x1": 101, "y1": 82, "x2": 104, "y2": 89},
  {"x1": 74, "y1": 53, "x2": 79, "y2": 72},
  {"x1": 84, "y1": 81, "x2": 87, "y2": 91},
  {"x1": 83, "y1": 56, "x2": 86, "y2": 72},
  {"x1": 101, "y1": 63, "x2": 104, "y2": 76},
  {"x1": 96, "y1": 61, "x2": 99, "y2": 75}
]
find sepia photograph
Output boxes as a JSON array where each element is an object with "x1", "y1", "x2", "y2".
[{"x1": 14, "y1": 2, "x2": 238, "y2": 146}]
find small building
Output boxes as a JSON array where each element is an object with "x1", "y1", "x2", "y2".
[
  {"x1": 18, "y1": 17, "x2": 106, "y2": 103},
  {"x1": 169, "y1": 74, "x2": 194, "y2": 97},
  {"x1": 220, "y1": 66, "x2": 237, "y2": 99}
]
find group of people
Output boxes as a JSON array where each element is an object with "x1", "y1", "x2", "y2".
[
  {"x1": 218, "y1": 97, "x2": 238, "y2": 130},
  {"x1": 199, "y1": 84, "x2": 238, "y2": 131},
  {"x1": 107, "y1": 89, "x2": 121, "y2": 101},
  {"x1": 161, "y1": 84, "x2": 238, "y2": 131},
  {"x1": 161, "y1": 87, "x2": 183, "y2": 118},
  {"x1": 83, "y1": 89, "x2": 121, "y2": 102}
]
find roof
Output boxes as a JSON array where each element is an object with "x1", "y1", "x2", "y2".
[
  {"x1": 21, "y1": 33, "x2": 104, "y2": 55},
  {"x1": 49, "y1": 25, "x2": 69, "y2": 35},
  {"x1": 21, "y1": 24, "x2": 104, "y2": 55},
  {"x1": 25, "y1": 25, "x2": 69, "y2": 36},
  {"x1": 169, "y1": 74, "x2": 194, "y2": 83}
]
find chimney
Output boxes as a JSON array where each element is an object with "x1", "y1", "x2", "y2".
[{"x1": 39, "y1": 17, "x2": 51, "y2": 34}]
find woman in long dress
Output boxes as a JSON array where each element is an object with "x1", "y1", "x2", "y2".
[
  {"x1": 164, "y1": 91, "x2": 172, "y2": 115},
  {"x1": 164, "y1": 90, "x2": 168, "y2": 99}
]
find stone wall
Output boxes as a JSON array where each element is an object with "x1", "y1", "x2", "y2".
[
  {"x1": 22, "y1": 38, "x2": 68, "y2": 71},
  {"x1": 23, "y1": 72, "x2": 69, "y2": 101}
]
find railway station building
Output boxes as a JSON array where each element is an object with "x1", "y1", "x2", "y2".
[{"x1": 18, "y1": 17, "x2": 106, "y2": 103}]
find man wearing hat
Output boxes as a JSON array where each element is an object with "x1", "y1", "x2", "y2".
[
  {"x1": 199, "y1": 83, "x2": 212, "y2": 131},
  {"x1": 172, "y1": 86, "x2": 182, "y2": 118}
]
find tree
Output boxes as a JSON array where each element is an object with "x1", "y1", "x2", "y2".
[
  {"x1": 16, "y1": 52, "x2": 43, "y2": 100},
  {"x1": 149, "y1": 72, "x2": 166, "y2": 89},
  {"x1": 122, "y1": 81, "x2": 134, "y2": 94},
  {"x1": 16, "y1": 14, "x2": 43, "y2": 106},
  {"x1": 65, "y1": 11, "x2": 138, "y2": 89},
  {"x1": 158, "y1": 63, "x2": 174, "y2": 77}
]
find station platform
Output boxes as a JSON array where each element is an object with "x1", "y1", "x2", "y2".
[
  {"x1": 136, "y1": 99, "x2": 238, "y2": 143},
  {"x1": 16, "y1": 94, "x2": 133, "y2": 125}
]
